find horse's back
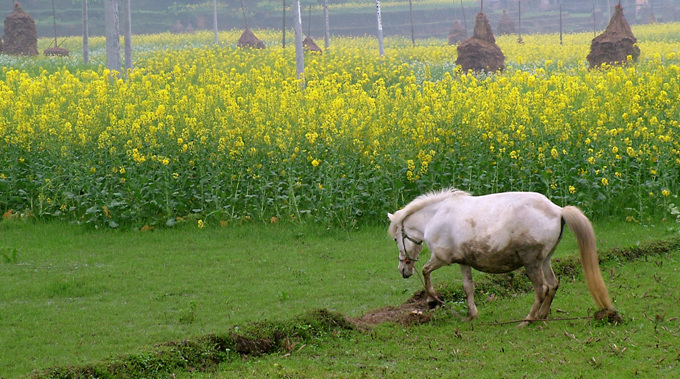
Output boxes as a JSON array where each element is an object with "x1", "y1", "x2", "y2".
[
  {"x1": 450, "y1": 191, "x2": 562, "y2": 227},
  {"x1": 426, "y1": 191, "x2": 564, "y2": 270}
]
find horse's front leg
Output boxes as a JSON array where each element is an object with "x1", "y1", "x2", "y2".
[
  {"x1": 421, "y1": 257, "x2": 448, "y2": 309},
  {"x1": 460, "y1": 264, "x2": 478, "y2": 321}
]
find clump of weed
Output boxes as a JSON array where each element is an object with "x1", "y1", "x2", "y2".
[{"x1": 593, "y1": 308, "x2": 623, "y2": 325}]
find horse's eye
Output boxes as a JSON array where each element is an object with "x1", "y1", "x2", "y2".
[{"x1": 393, "y1": 238, "x2": 397, "y2": 241}]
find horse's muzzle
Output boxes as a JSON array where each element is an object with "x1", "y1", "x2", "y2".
[{"x1": 400, "y1": 267, "x2": 413, "y2": 279}]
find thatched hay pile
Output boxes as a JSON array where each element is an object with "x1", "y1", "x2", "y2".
[
  {"x1": 646, "y1": 10, "x2": 657, "y2": 24},
  {"x1": 237, "y1": 28, "x2": 265, "y2": 49},
  {"x1": 3, "y1": 2, "x2": 38, "y2": 56},
  {"x1": 586, "y1": 4, "x2": 640, "y2": 69},
  {"x1": 170, "y1": 20, "x2": 184, "y2": 34},
  {"x1": 456, "y1": 12, "x2": 505, "y2": 73},
  {"x1": 185, "y1": 23, "x2": 194, "y2": 34},
  {"x1": 303, "y1": 35, "x2": 322, "y2": 53},
  {"x1": 447, "y1": 20, "x2": 466, "y2": 45},
  {"x1": 497, "y1": 9, "x2": 515, "y2": 35}
]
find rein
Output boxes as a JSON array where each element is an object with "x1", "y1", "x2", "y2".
[{"x1": 399, "y1": 223, "x2": 422, "y2": 265}]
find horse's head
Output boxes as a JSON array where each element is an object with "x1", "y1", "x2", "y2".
[{"x1": 388, "y1": 212, "x2": 424, "y2": 279}]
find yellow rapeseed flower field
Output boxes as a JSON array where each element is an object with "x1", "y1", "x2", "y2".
[{"x1": 0, "y1": 24, "x2": 678, "y2": 228}]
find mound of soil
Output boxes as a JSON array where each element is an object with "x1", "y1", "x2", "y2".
[
  {"x1": 448, "y1": 20, "x2": 466, "y2": 45},
  {"x1": 3, "y1": 2, "x2": 38, "y2": 56},
  {"x1": 497, "y1": 9, "x2": 515, "y2": 35},
  {"x1": 351, "y1": 290, "x2": 434, "y2": 329},
  {"x1": 456, "y1": 12, "x2": 505, "y2": 73},
  {"x1": 238, "y1": 28, "x2": 265, "y2": 49},
  {"x1": 587, "y1": 4, "x2": 640, "y2": 69},
  {"x1": 303, "y1": 35, "x2": 322, "y2": 53}
]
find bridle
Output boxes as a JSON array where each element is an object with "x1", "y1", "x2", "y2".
[{"x1": 398, "y1": 222, "x2": 423, "y2": 265}]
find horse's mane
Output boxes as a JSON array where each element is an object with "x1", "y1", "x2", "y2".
[{"x1": 388, "y1": 188, "x2": 470, "y2": 237}]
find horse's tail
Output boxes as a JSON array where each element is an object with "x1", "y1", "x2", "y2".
[{"x1": 561, "y1": 206, "x2": 613, "y2": 310}]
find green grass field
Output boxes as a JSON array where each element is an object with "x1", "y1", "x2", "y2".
[{"x1": 1, "y1": 219, "x2": 679, "y2": 377}]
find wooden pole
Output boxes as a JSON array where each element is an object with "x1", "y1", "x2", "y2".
[
  {"x1": 409, "y1": 0, "x2": 415, "y2": 47},
  {"x1": 52, "y1": 0, "x2": 58, "y2": 47},
  {"x1": 376, "y1": 0, "x2": 385, "y2": 57},
  {"x1": 282, "y1": 0, "x2": 286, "y2": 48}
]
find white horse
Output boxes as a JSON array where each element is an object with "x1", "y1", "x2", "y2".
[{"x1": 388, "y1": 188, "x2": 614, "y2": 326}]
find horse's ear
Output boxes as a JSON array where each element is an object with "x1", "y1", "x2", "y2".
[{"x1": 387, "y1": 212, "x2": 394, "y2": 221}]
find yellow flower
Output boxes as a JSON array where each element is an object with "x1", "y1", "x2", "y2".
[
  {"x1": 601, "y1": 178, "x2": 609, "y2": 186},
  {"x1": 568, "y1": 186, "x2": 576, "y2": 194},
  {"x1": 311, "y1": 159, "x2": 320, "y2": 167},
  {"x1": 198, "y1": 219, "x2": 205, "y2": 229},
  {"x1": 661, "y1": 189, "x2": 670, "y2": 197}
]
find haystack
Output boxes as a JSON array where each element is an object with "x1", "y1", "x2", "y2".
[
  {"x1": 185, "y1": 23, "x2": 195, "y2": 34},
  {"x1": 456, "y1": 12, "x2": 505, "y2": 73},
  {"x1": 170, "y1": 20, "x2": 184, "y2": 34},
  {"x1": 3, "y1": 2, "x2": 38, "y2": 56},
  {"x1": 646, "y1": 10, "x2": 657, "y2": 24},
  {"x1": 497, "y1": 9, "x2": 515, "y2": 35},
  {"x1": 237, "y1": 28, "x2": 265, "y2": 49},
  {"x1": 303, "y1": 35, "x2": 322, "y2": 53},
  {"x1": 44, "y1": 46, "x2": 69, "y2": 56},
  {"x1": 447, "y1": 20, "x2": 466, "y2": 45},
  {"x1": 586, "y1": 4, "x2": 640, "y2": 69}
]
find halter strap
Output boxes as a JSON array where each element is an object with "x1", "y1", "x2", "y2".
[{"x1": 399, "y1": 223, "x2": 422, "y2": 264}]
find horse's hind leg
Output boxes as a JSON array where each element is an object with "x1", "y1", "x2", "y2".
[
  {"x1": 460, "y1": 264, "x2": 478, "y2": 321},
  {"x1": 536, "y1": 261, "x2": 559, "y2": 319}
]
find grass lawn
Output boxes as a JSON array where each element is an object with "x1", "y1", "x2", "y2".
[{"x1": 1, "y1": 218, "x2": 678, "y2": 377}]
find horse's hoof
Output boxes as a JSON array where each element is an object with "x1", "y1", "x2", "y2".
[{"x1": 517, "y1": 320, "x2": 530, "y2": 328}]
